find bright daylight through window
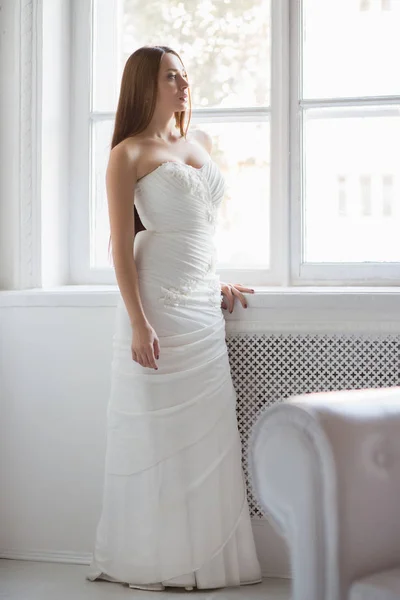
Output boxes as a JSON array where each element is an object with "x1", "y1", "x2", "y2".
[{"x1": 301, "y1": 0, "x2": 400, "y2": 264}]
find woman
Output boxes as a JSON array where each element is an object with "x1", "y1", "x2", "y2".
[{"x1": 86, "y1": 45, "x2": 262, "y2": 591}]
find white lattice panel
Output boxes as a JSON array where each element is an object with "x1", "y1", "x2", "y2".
[{"x1": 226, "y1": 332, "x2": 400, "y2": 518}]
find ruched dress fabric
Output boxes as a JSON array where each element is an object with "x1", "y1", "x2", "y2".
[{"x1": 86, "y1": 159, "x2": 262, "y2": 590}]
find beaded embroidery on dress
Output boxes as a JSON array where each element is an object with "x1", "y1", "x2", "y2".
[{"x1": 86, "y1": 159, "x2": 262, "y2": 590}]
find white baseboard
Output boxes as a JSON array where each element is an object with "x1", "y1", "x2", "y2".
[
  {"x1": 0, "y1": 548, "x2": 91, "y2": 564},
  {"x1": 0, "y1": 519, "x2": 292, "y2": 580}
]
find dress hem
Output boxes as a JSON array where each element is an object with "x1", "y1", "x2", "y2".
[{"x1": 86, "y1": 569, "x2": 263, "y2": 590}]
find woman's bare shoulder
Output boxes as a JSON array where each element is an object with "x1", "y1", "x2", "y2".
[
  {"x1": 106, "y1": 138, "x2": 145, "y2": 189},
  {"x1": 188, "y1": 128, "x2": 213, "y2": 154},
  {"x1": 111, "y1": 136, "x2": 143, "y2": 162}
]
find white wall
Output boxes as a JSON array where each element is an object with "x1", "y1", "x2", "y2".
[{"x1": 0, "y1": 305, "x2": 114, "y2": 555}]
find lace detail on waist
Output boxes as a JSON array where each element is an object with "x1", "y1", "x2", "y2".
[
  {"x1": 159, "y1": 253, "x2": 222, "y2": 309},
  {"x1": 160, "y1": 277, "x2": 198, "y2": 307},
  {"x1": 160, "y1": 277, "x2": 222, "y2": 308}
]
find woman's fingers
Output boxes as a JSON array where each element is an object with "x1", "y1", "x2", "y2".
[
  {"x1": 221, "y1": 284, "x2": 235, "y2": 313},
  {"x1": 131, "y1": 327, "x2": 160, "y2": 370},
  {"x1": 131, "y1": 345, "x2": 159, "y2": 370},
  {"x1": 229, "y1": 292, "x2": 235, "y2": 313},
  {"x1": 142, "y1": 346, "x2": 155, "y2": 370},
  {"x1": 231, "y1": 286, "x2": 248, "y2": 309},
  {"x1": 136, "y1": 350, "x2": 149, "y2": 369},
  {"x1": 221, "y1": 284, "x2": 250, "y2": 313},
  {"x1": 138, "y1": 352, "x2": 148, "y2": 368},
  {"x1": 234, "y1": 284, "x2": 255, "y2": 293},
  {"x1": 153, "y1": 338, "x2": 160, "y2": 361},
  {"x1": 225, "y1": 285, "x2": 235, "y2": 313},
  {"x1": 146, "y1": 346, "x2": 158, "y2": 370}
]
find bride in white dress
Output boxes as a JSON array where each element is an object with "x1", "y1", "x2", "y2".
[{"x1": 86, "y1": 45, "x2": 262, "y2": 592}]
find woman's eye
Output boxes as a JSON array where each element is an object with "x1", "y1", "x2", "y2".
[{"x1": 168, "y1": 73, "x2": 188, "y2": 80}]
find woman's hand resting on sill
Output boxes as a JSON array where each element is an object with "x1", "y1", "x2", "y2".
[{"x1": 220, "y1": 282, "x2": 255, "y2": 313}]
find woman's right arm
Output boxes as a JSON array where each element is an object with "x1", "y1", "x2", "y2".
[{"x1": 106, "y1": 142, "x2": 160, "y2": 370}]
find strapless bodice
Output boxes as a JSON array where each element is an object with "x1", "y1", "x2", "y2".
[
  {"x1": 134, "y1": 159, "x2": 225, "y2": 233},
  {"x1": 130, "y1": 159, "x2": 226, "y2": 324}
]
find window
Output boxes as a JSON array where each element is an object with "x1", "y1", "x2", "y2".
[
  {"x1": 70, "y1": 0, "x2": 400, "y2": 285},
  {"x1": 292, "y1": 0, "x2": 400, "y2": 283}
]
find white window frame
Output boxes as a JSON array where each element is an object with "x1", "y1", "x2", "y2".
[{"x1": 70, "y1": 0, "x2": 400, "y2": 286}]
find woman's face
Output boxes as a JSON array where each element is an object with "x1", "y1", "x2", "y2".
[{"x1": 156, "y1": 52, "x2": 189, "y2": 112}]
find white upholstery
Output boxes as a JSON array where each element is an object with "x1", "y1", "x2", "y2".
[
  {"x1": 249, "y1": 387, "x2": 400, "y2": 600},
  {"x1": 350, "y1": 567, "x2": 400, "y2": 600}
]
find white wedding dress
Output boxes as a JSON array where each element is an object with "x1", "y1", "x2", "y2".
[{"x1": 86, "y1": 158, "x2": 262, "y2": 590}]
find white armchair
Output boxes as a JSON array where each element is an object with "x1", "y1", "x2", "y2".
[{"x1": 249, "y1": 387, "x2": 400, "y2": 600}]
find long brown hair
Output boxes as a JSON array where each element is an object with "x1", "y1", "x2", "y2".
[{"x1": 107, "y1": 45, "x2": 192, "y2": 261}]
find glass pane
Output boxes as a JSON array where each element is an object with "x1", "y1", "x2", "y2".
[
  {"x1": 93, "y1": 0, "x2": 271, "y2": 112},
  {"x1": 303, "y1": 105, "x2": 400, "y2": 263},
  {"x1": 91, "y1": 120, "x2": 270, "y2": 269},
  {"x1": 194, "y1": 121, "x2": 270, "y2": 268},
  {"x1": 92, "y1": 1, "x2": 122, "y2": 113},
  {"x1": 303, "y1": 0, "x2": 400, "y2": 99}
]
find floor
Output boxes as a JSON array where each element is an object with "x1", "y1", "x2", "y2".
[{"x1": 0, "y1": 560, "x2": 291, "y2": 600}]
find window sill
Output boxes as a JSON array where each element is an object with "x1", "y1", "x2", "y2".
[
  {"x1": 1, "y1": 284, "x2": 400, "y2": 306},
  {"x1": 1, "y1": 285, "x2": 400, "y2": 333}
]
